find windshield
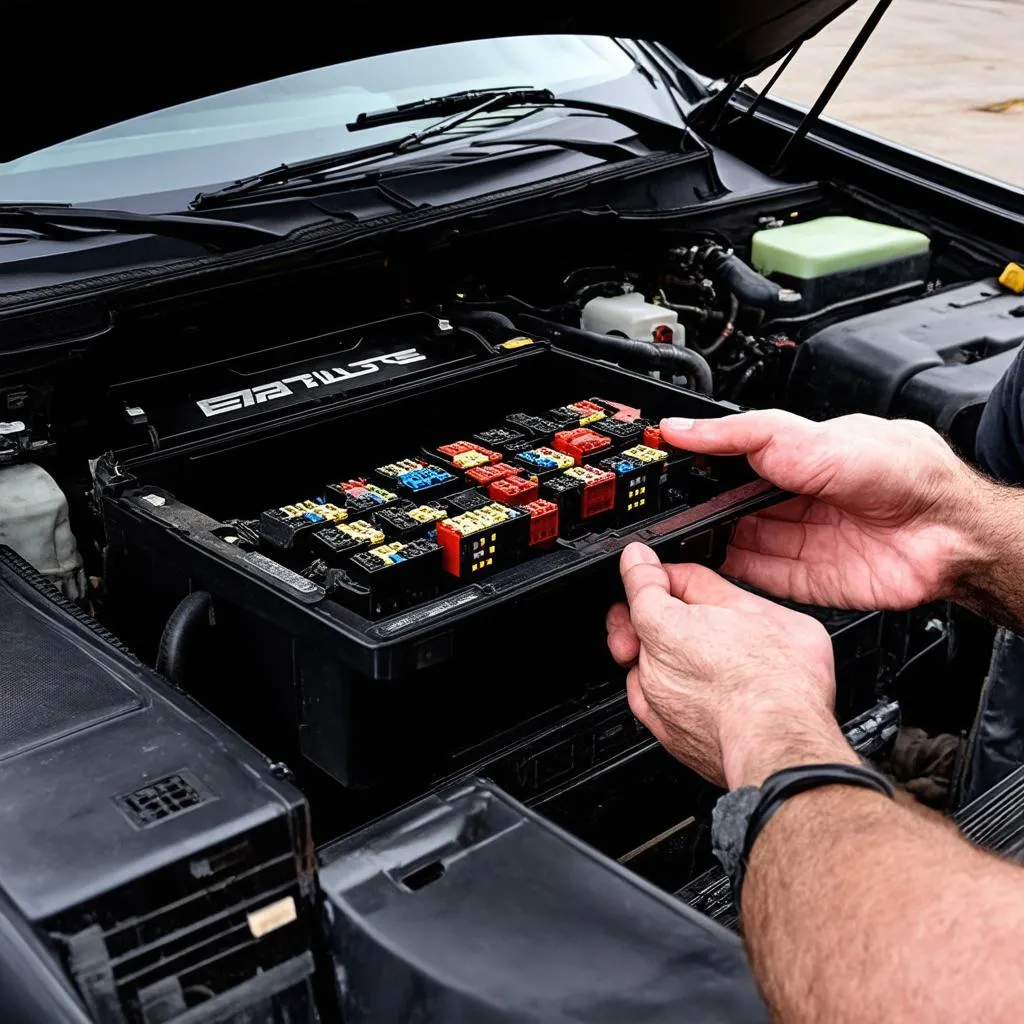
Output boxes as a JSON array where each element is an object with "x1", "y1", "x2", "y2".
[{"x1": 0, "y1": 36, "x2": 640, "y2": 206}]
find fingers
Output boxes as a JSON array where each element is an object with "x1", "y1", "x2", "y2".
[
  {"x1": 661, "y1": 561, "x2": 795, "y2": 618},
  {"x1": 606, "y1": 601, "x2": 640, "y2": 666},
  {"x1": 720, "y1": 546, "x2": 817, "y2": 606},
  {"x1": 660, "y1": 408, "x2": 811, "y2": 458},
  {"x1": 619, "y1": 543, "x2": 675, "y2": 633}
]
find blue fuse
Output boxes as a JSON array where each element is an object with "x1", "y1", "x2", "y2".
[{"x1": 395, "y1": 464, "x2": 458, "y2": 497}]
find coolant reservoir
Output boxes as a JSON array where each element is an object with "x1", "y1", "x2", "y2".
[
  {"x1": 581, "y1": 293, "x2": 682, "y2": 345},
  {"x1": 0, "y1": 462, "x2": 87, "y2": 600}
]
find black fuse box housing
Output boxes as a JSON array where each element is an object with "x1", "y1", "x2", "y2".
[
  {"x1": 101, "y1": 335, "x2": 781, "y2": 791},
  {"x1": 0, "y1": 548, "x2": 317, "y2": 1024}
]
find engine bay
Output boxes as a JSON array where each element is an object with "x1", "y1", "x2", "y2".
[{"x1": 3, "y1": 175, "x2": 1023, "y2": 1021}]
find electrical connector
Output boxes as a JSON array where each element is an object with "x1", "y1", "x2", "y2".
[
  {"x1": 552, "y1": 427, "x2": 612, "y2": 464},
  {"x1": 328, "y1": 479, "x2": 399, "y2": 515},
  {"x1": 642, "y1": 425, "x2": 663, "y2": 449},
  {"x1": 538, "y1": 472, "x2": 584, "y2": 531},
  {"x1": 347, "y1": 537, "x2": 444, "y2": 615},
  {"x1": 373, "y1": 500, "x2": 448, "y2": 540},
  {"x1": 445, "y1": 487, "x2": 493, "y2": 514},
  {"x1": 488, "y1": 474, "x2": 539, "y2": 506},
  {"x1": 376, "y1": 458, "x2": 459, "y2": 498},
  {"x1": 565, "y1": 465, "x2": 616, "y2": 518},
  {"x1": 569, "y1": 400, "x2": 607, "y2": 426},
  {"x1": 506, "y1": 412, "x2": 560, "y2": 440},
  {"x1": 466, "y1": 462, "x2": 522, "y2": 487},
  {"x1": 311, "y1": 519, "x2": 387, "y2": 561},
  {"x1": 593, "y1": 417, "x2": 644, "y2": 447},
  {"x1": 434, "y1": 440, "x2": 502, "y2": 469},
  {"x1": 622, "y1": 444, "x2": 668, "y2": 465},
  {"x1": 260, "y1": 499, "x2": 348, "y2": 550},
  {"x1": 472, "y1": 426, "x2": 527, "y2": 452},
  {"x1": 514, "y1": 446, "x2": 576, "y2": 479},
  {"x1": 434, "y1": 501, "x2": 530, "y2": 577},
  {"x1": 598, "y1": 455, "x2": 661, "y2": 522},
  {"x1": 524, "y1": 499, "x2": 559, "y2": 546}
]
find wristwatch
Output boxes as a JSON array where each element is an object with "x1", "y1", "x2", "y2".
[{"x1": 711, "y1": 762, "x2": 895, "y2": 913}]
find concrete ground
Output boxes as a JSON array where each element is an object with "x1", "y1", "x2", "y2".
[{"x1": 749, "y1": 0, "x2": 1024, "y2": 190}]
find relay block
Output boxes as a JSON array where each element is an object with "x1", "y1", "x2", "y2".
[{"x1": 233, "y1": 395, "x2": 732, "y2": 618}]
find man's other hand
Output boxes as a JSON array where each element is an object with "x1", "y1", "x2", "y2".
[
  {"x1": 606, "y1": 543, "x2": 856, "y2": 789},
  {"x1": 661, "y1": 410, "x2": 979, "y2": 611}
]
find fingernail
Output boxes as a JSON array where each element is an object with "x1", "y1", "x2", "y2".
[
  {"x1": 662, "y1": 417, "x2": 695, "y2": 431},
  {"x1": 621, "y1": 541, "x2": 657, "y2": 571}
]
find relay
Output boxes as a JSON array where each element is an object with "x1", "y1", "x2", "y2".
[
  {"x1": 552, "y1": 428, "x2": 612, "y2": 464},
  {"x1": 435, "y1": 502, "x2": 530, "y2": 577}
]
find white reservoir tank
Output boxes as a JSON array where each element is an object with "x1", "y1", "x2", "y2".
[
  {"x1": 0, "y1": 462, "x2": 88, "y2": 601},
  {"x1": 581, "y1": 293, "x2": 682, "y2": 346}
]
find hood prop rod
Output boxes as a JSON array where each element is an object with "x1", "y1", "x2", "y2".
[{"x1": 771, "y1": 0, "x2": 894, "y2": 176}]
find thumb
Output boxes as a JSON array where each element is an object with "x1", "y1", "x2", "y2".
[
  {"x1": 620, "y1": 542, "x2": 675, "y2": 633},
  {"x1": 660, "y1": 408, "x2": 811, "y2": 457}
]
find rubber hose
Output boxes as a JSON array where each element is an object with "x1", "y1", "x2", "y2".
[
  {"x1": 696, "y1": 293, "x2": 740, "y2": 357},
  {"x1": 703, "y1": 249, "x2": 801, "y2": 312},
  {"x1": 156, "y1": 591, "x2": 212, "y2": 687},
  {"x1": 515, "y1": 314, "x2": 713, "y2": 395},
  {"x1": 450, "y1": 308, "x2": 520, "y2": 338}
]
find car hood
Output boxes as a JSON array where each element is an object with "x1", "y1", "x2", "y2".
[{"x1": 4, "y1": 1, "x2": 859, "y2": 164}]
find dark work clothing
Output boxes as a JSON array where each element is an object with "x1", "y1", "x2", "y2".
[{"x1": 962, "y1": 345, "x2": 1024, "y2": 806}]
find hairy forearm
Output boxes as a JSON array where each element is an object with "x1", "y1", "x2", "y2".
[
  {"x1": 742, "y1": 785, "x2": 1024, "y2": 1023},
  {"x1": 949, "y1": 472, "x2": 1024, "y2": 632}
]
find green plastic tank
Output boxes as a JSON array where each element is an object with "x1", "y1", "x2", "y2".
[{"x1": 751, "y1": 216, "x2": 931, "y2": 311}]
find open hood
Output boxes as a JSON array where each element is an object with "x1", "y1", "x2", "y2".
[{"x1": 4, "y1": 1, "x2": 860, "y2": 164}]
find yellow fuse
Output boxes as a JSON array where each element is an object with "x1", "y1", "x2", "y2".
[
  {"x1": 408, "y1": 505, "x2": 447, "y2": 524},
  {"x1": 566, "y1": 465, "x2": 604, "y2": 484},
  {"x1": 499, "y1": 336, "x2": 535, "y2": 350},
  {"x1": 338, "y1": 520, "x2": 386, "y2": 545},
  {"x1": 378, "y1": 459, "x2": 423, "y2": 478},
  {"x1": 365, "y1": 483, "x2": 397, "y2": 501},
  {"x1": 368, "y1": 541, "x2": 405, "y2": 563},
  {"x1": 623, "y1": 444, "x2": 668, "y2": 464},
  {"x1": 312, "y1": 503, "x2": 347, "y2": 522},
  {"x1": 999, "y1": 262, "x2": 1024, "y2": 295},
  {"x1": 453, "y1": 450, "x2": 490, "y2": 469}
]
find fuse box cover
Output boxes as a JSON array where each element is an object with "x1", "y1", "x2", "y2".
[{"x1": 751, "y1": 215, "x2": 930, "y2": 280}]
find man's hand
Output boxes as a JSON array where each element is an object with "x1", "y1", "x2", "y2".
[
  {"x1": 661, "y1": 410, "x2": 981, "y2": 611},
  {"x1": 606, "y1": 543, "x2": 856, "y2": 789}
]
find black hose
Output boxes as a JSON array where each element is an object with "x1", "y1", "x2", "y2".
[
  {"x1": 515, "y1": 314, "x2": 713, "y2": 395},
  {"x1": 156, "y1": 591, "x2": 212, "y2": 687},
  {"x1": 451, "y1": 308, "x2": 520, "y2": 338},
  {"x1": 696, "y1": 293, "x2": 740, "y2": 357},
  {"x1": 702, "y1": 248, "x2": 802, "y2": 313}
]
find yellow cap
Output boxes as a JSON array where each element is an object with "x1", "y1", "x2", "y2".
[
  {"x1": 999, "y1": 262, "x2": 1024, "y2": 295},
  {"x1": 499, "y1": 337, "x2": 535, "y2": 350}
]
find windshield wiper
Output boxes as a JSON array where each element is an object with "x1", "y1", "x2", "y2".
[
  {"x1": 192, "y1": 87, "x2": 691, "y2": 210},
  {"x1": 347, "y1": 87, "x2": 688, "y2": 151},
  {"x1": 0, "y1": 204, "x2": 284, "y2": 251}
]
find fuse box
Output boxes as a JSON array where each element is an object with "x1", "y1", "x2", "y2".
[{"x1": 101, "y1": 339, "x2": 781, "y2": 790}]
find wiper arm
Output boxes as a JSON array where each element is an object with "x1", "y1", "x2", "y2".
[
  {"x1": 192, "y1": 89, "x2": 549, "y2": 209},
  {"x1": 348, "y1": 88, "x2": 690, "y2": 152},
  {"x1": 0, "y1": 204, "x2": 284, "y2": 251},
  {"x1": 192, "y1": 87, "x2": 691, "y2": 210},
  {"x1": 347, "y1": 87, "x2": 553, "y2": 130}
]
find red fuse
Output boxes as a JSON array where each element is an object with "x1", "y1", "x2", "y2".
[
  {"x1": 524, "y1": 499, "x2": 559, "y2": 546},
  {"x1": 488, "y1": 475, "x2": 539, "y2": 506},
  {"x1": 566, "y1": 465, "x2": 617, "y2": 518},
  {"x1": 466, "y1": 463, "x2": 521, "y2": 486},
  {"x1": 642, "y1": 425, "x2": 663, "y2": 449},
  {"x1": 553, "y1": 427, "x2": 612, "y2": 464},
  {"x1": 336, "y1": 478, "x2": 368, "y2": 492}
]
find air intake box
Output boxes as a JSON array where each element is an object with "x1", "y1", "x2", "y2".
[{"x1": 0, "y1": 548, "x2": 317, "y2": 1024}]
